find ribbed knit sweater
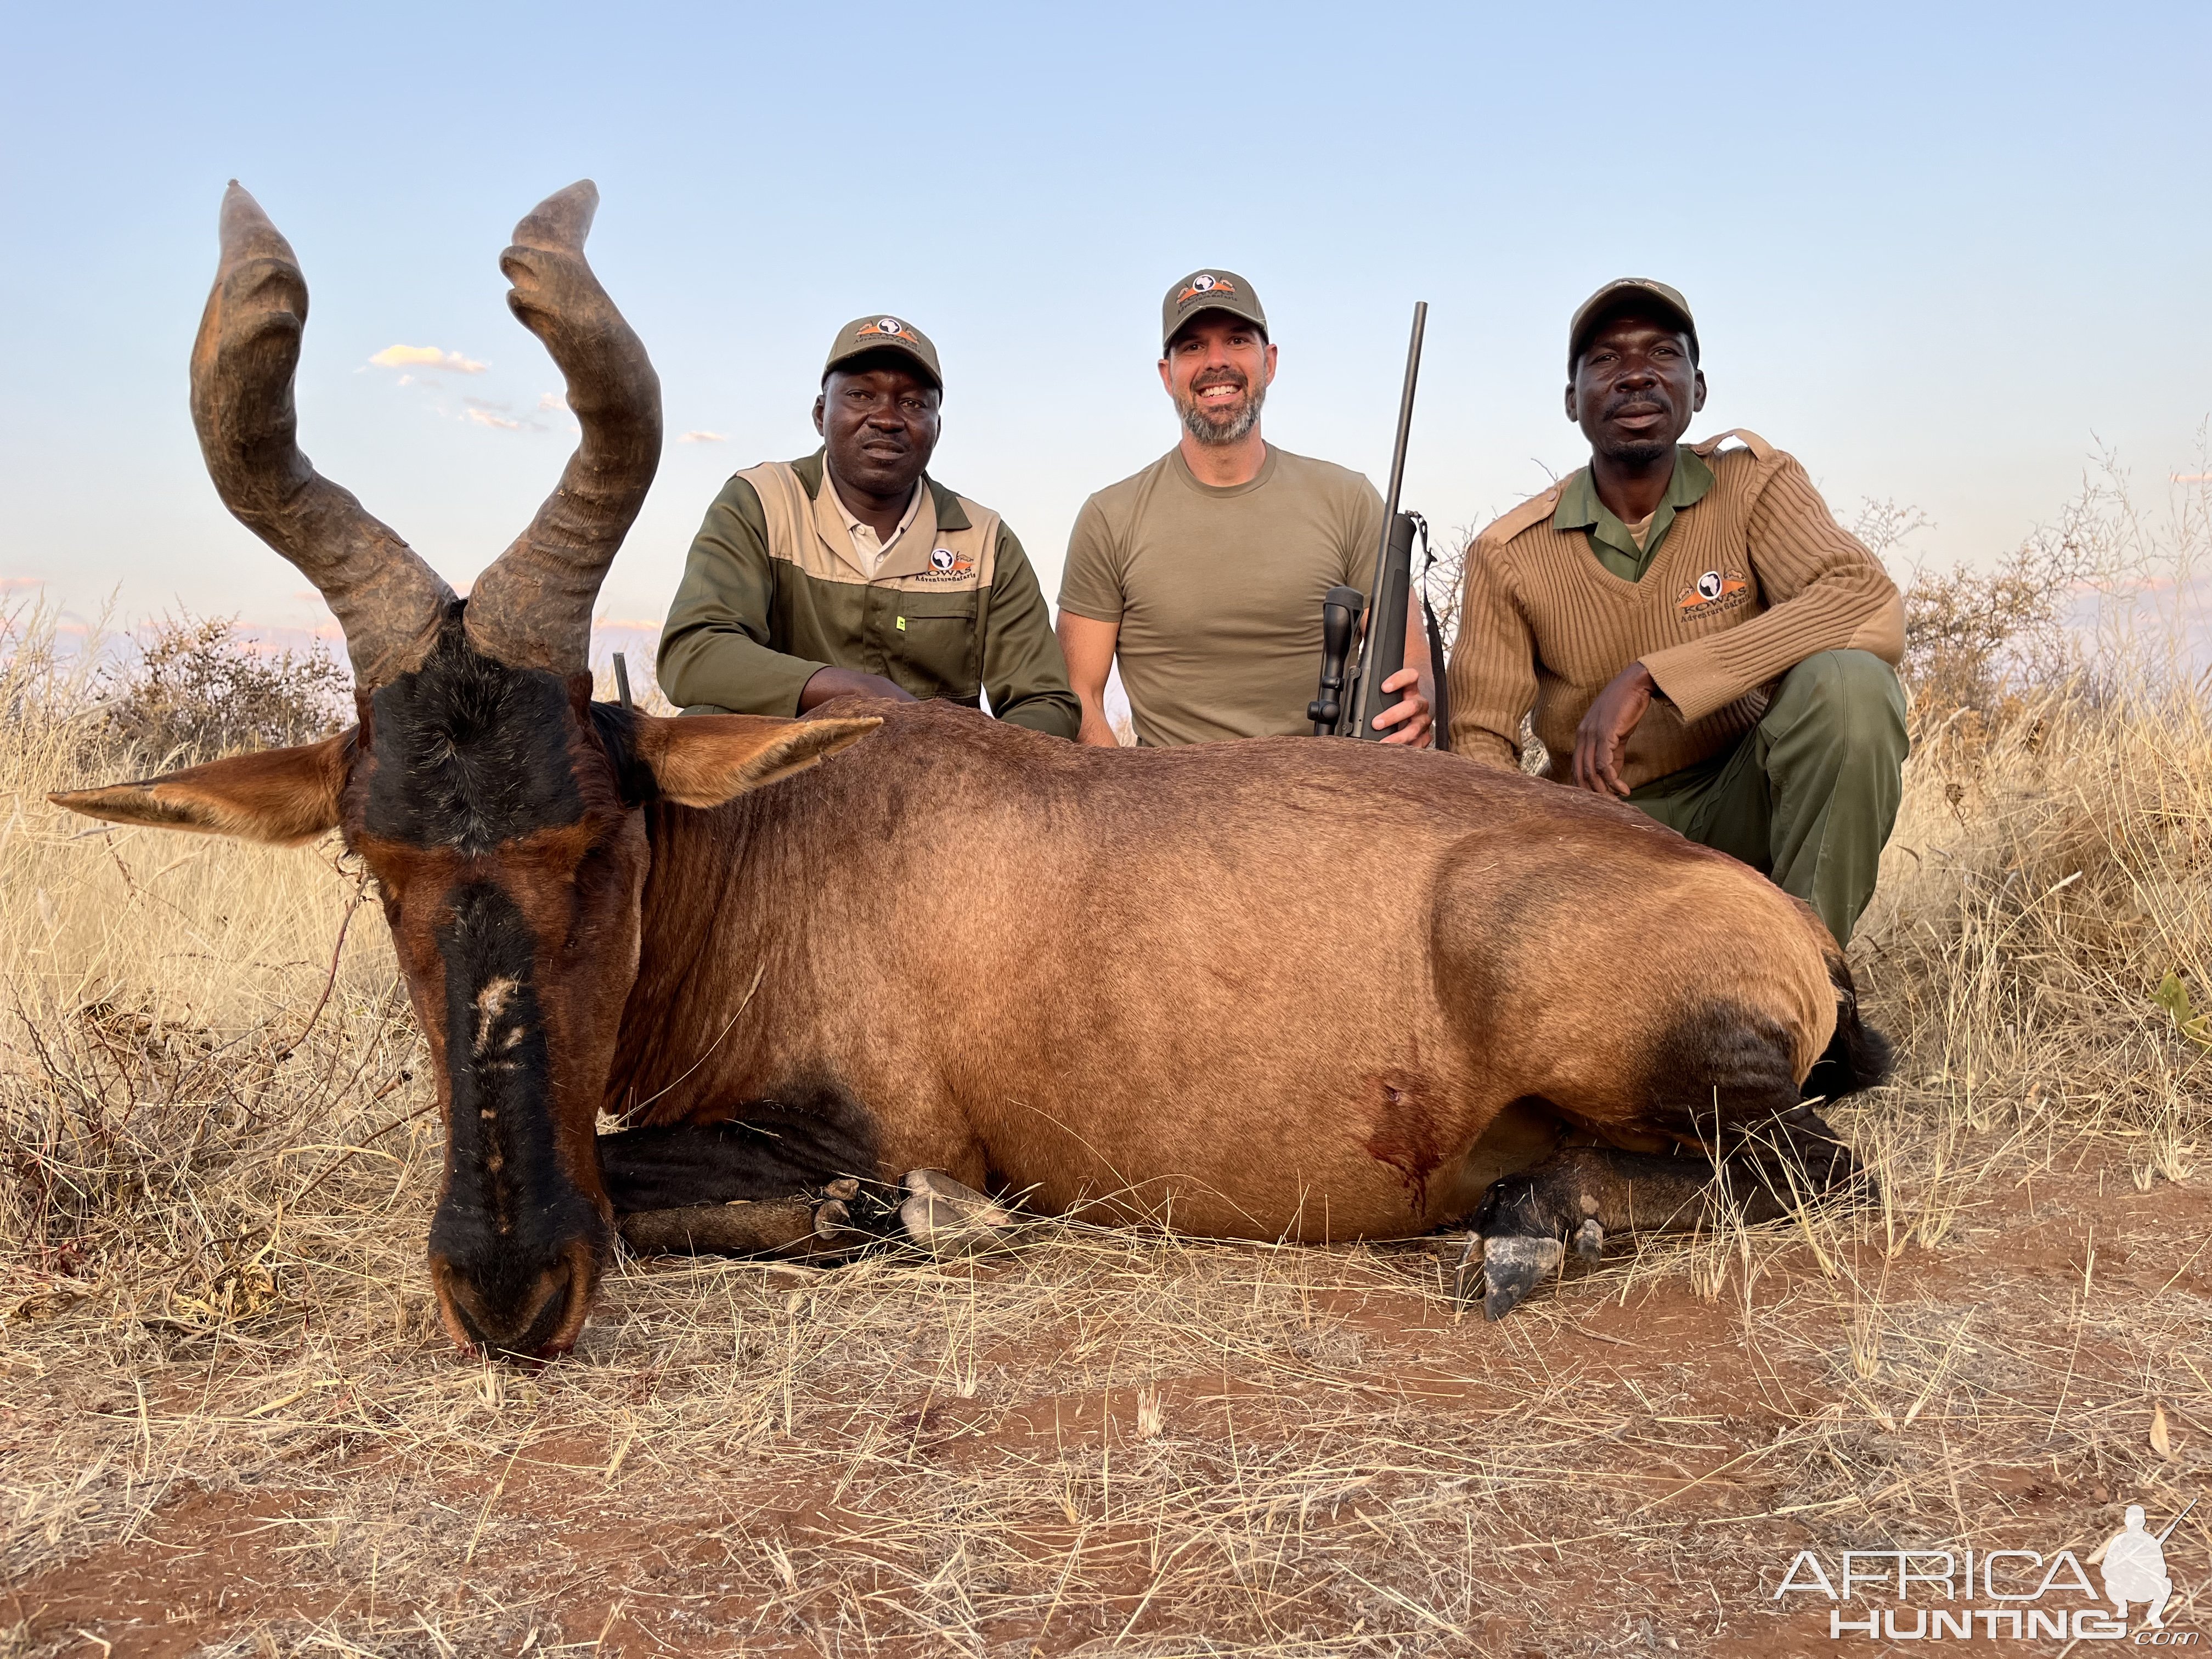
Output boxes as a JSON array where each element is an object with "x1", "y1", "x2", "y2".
[{"x1": 1446, "y1": 430, "x2": 1903, "y2": 790}]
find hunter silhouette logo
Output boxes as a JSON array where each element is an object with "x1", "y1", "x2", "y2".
[
  {"x1": 1772, "y1": 1497, "x2": 2197, "y2": 1641},
  {"x1": 1675, "y1": 568, "x2": 1749, "y2": 615},
  {"x1": 2090, "y1": 1503, "x2": 2186, "y2": 1629},
  {"x1": 1177, "y1": 274, "x2": 1237, "y2": 305}
]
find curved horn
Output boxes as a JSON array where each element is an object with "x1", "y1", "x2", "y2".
[
  {"x1": 191, "y1": 182, "x2": 455, "y2": 689},
  {"x1": 462, "y1": 181, "x2": 662, "y2": 675}
]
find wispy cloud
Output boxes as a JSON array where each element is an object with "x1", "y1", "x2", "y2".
[
  {"x1": 2, "y1": 575, "x2": 47, "y2": 595},
  {"x1": 537, "y1": 392, "x2": 569, "y2": 413},
  {"x1": 678, "y1": 430, "x2": 729, "y2": 444},
  {"x1": 369, "y1": 343, "x2": 487, "y2": 374},
  {"x1": 465, "y1": 408, "x2": 524, "y2": 431},
  {"x1": 2172, "y1": 472, "x2": 2211, "y2": 483}
]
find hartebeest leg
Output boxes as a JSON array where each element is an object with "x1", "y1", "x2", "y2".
[
  {"x1": 1464, "y1": 1102, "x2": 1868, "y2": 1321},
  {"x1": 597, "y1": 1084, "x2": 899, "y2": 1259}
]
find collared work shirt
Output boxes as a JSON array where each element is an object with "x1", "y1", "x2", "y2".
[
  {"x1": 1550, "y1": 445, "x2": 1716, "y2": 582},
  {"x1": 827, "y1": 475, "x2": 925, "y2": 576}
]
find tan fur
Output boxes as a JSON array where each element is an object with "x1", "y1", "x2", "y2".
[
  {"x1": 629, "y1": 714, "x2": 881, "y2": 808},
  {"x1": 48, "y1": 732, "x2": 352, "y2": 845},
  {"x1": 54, "y1": 702, "x2": 1846, "y2": 1269},
  {"x1": 605, "y1": 701, "x2": 1842, "y2": 1243}
]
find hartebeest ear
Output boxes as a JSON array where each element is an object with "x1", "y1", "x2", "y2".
[
  {"x1": 48, "y1": 731, "x2": 353, "y2": 845},
  {"x1": 629, "y1": 714, "x2": 882, "y2": 808}
]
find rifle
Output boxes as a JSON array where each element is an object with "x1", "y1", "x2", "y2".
[
  {"x1": 1308, "y1": 301, "x2": 1443, "y2": 744},
  {"x1": 2156, "y1": 1497, "x2": 2198, "y2": 1544}
]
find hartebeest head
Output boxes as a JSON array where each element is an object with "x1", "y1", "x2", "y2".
[{"x1": 52, "y1": 182, "x2": 877, "y2": 1357}]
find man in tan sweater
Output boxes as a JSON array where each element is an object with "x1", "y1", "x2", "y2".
[{"x1": 1447, "y1": 279, "x2": 1908, "y2": 944}]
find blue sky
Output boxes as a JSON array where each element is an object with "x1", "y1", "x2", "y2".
[{"x1": 3, "y1": 2, "x2": 2207, "y2": 658}]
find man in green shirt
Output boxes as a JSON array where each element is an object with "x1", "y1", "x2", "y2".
[
  {"x1": 658, "y1": 315, "x2": 1078, "y2": 737},
  {"x1": 1056, "y1": 270, "x2": 1433, "y2": 748}
]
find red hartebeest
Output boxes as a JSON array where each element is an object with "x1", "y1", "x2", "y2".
[{"x1": 54, "y1": 183, "x2": 1888, "y2": 1358}]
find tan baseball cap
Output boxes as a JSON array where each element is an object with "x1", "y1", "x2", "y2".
[
  {"x1": 1160, "y1": 269, "x2": 1267, "y2": 351},
  {"x1": 1568, "y1": 278, "x2": 1699, "y2": 369},
  {"x1": 823, "y1": 313, "x2": 943, "y2": 388}
]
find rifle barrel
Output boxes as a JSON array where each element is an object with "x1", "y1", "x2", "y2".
[
  {"x1": 1381, "y1": 301, "x2": 1426, "y2": 526},
  {"x1": 2156, "y1": 1496, "x2": 2198, "y2": 1542},
  {"x1": 1350, "y1": 301, "x2": 1427, "y2": 737}
]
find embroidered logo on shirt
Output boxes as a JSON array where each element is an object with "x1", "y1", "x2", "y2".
[
  {"x1": 919, "y1": 546, "x2": 974, "y2": 580},
  {"x1": 1176, "y1": 274, "x2": 1237, "y2": 305},
  {"x1": 1675, "y1": 568, "x2": 1750, "y2": 618}
]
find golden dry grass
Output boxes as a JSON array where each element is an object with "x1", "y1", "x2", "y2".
[{"x1": 1, "y1": 599, "x2": 2208, "y2": 1657}]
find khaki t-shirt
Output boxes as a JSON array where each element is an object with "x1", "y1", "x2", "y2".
[{"x1": 1059, "y1": 445, "x2": 1385, "y2": 746}]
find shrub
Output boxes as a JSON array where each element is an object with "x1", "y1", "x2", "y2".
[{"x1": 98, "y1": 612, "x2": 352, "y2": 770}]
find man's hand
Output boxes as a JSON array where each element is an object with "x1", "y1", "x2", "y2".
[
  {"x1": 1572, "y1": 661, "x2": 1657, "y2": 795},
  {"x1": 799, "y1": 665, "x2": 916, "y2": 712},
  {"x1": 1371, "y1": 667, "x2": 1433, "y2": 748}
]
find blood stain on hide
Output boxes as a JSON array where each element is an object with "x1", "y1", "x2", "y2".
[{"x1": 1363, "y1": 1071, "x2": 1447, "y2": 1211}]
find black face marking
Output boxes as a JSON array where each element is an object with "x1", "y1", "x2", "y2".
[
  {"x1": 426, "y1": 881, "x2": 607, "y2": 1345},
  {"x1": 364, "y1": 609, "x2": 586, "y2": 854}
]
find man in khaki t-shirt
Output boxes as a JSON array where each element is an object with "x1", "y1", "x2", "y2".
[{"x1": 1057, "y1": 271, "x2": 1432, "y2": 748}]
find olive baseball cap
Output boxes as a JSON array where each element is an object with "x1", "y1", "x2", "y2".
[
  {"x1": 1161, "y1": 269, "x2": 1267, "y2": 351},
  {"x1": 823, "y1": 313, "x2": 943, "y2": 388},
  {"x1": 1568, "y1": 278, "x2": 1699, "y2": 369}
]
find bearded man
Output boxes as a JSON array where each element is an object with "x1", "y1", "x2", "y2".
[{"x1": 1056, "y1": 270, "x2": 1432, "y2": 748}]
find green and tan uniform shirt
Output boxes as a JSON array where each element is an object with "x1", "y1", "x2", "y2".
[{"x1": 658, "y1": 451, "x2": 1079, "y2": 737}]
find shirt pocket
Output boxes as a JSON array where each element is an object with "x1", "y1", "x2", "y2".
[{"x1": 885, "y1": 590, "x2": 981, "y2": 701}]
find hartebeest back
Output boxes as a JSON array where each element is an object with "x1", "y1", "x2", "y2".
[{"x1": 54, "y1": 183, "x2": 1888, "y2": 1358}]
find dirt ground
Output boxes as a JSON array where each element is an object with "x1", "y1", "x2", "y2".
[{"x1": 4, "y1": 1122, "x2": 2206, "y2": 1657}]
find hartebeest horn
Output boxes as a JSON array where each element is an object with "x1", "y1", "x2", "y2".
[
  {"x1": 462, "y1": 181, "x2": 662, "y2": 676},
  {"x1": 191, "y1": 182, "x2": 456, "y2": 690}
]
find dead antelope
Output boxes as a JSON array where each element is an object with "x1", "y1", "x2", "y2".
[{"x1": 54, "y1": 182, "x2": 1890, "y2": 1358}]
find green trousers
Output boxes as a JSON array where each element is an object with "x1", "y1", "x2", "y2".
[{"x1": 1626, "y1": 651, "x2": 1909, "y2": 945}]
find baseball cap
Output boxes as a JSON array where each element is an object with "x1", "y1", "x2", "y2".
[
  {"x1": 1568, "y1": 279, "x2": 1699, "y2": 369},
  {"x1": 1160, "y1": 269, "x2": 1267, "y2": 351},
  {"x1": 823, "y1": 314, "x2": 943, "y2": 388}
]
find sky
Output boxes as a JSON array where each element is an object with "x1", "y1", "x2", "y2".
[{"x1": 3, "y1": 1, "x2": 2208, "y2": 667}]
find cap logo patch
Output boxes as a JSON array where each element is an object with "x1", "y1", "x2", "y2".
[
  {"x1": 1674, "y1": 568, "x2": 1750, "y2": 617},
  {"x1": 857, "y1": 317, "x2": 919, "y2": 344},
  {"x1": 1176, "y1": 275, "x2": 1237, "y2": 306}
]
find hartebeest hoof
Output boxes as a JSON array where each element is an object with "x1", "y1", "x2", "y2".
[
  {"x1": 898, "y1": 1169, "x2": 1014, "y2": 1257},
  {"x1": 1572, "y1": 1217, "x2": 1605, "y2": 1262},
  {"x1": 1477, "y1": 1235, "x2": 1566, "y2": 1321},
  {"x1": 792, "y1": 1197, "x2": 873, "y2": 1259}
]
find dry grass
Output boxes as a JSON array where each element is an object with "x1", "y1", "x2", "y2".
[{"x1": 3, "y1": 518, "x2": 2211, "y2": 1655}]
